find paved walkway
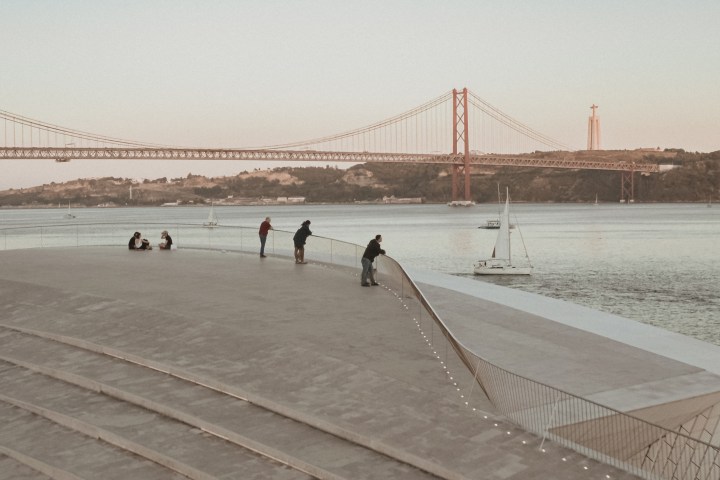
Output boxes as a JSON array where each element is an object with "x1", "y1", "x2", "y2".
[
  {"x1": 0, "y1": 246, "x2": 680, "y2": 479},
  {"x1": 409, "y1": 268, "x2": 720, "y2": 420}
]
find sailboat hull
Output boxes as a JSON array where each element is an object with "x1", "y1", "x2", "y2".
[{"x1": 474, "y1": 261, "x2": 532, "y2": 275}]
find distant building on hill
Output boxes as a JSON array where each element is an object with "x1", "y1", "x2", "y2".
[{"x1": 276, "y1": 197, "x2": 306, "y2": 204}]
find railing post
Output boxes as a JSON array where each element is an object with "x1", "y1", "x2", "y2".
[{"x1": 540, "y1": 393, "x2": 561, "y2": 452}]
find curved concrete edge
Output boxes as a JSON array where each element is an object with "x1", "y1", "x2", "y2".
[
  {"x1": 0, "y1": 446, "x2": 82, "y2": 480},
  {"x1": 0, "y1": 323, "x2": 469, "y2": 480},
  {"x1": 405, "y1": 266, "x2": 720, "y2": 376}
]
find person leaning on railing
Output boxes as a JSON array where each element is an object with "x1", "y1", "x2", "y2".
[
  {"x1": 259, "y1": 217, "x2": 272, "y2": 258},
  {"x1": 293, "y1": 220, "x2": 312, "y2": 264},
  {"x1": 361, "y1": 235, "x2": 385, "y2": 287}
]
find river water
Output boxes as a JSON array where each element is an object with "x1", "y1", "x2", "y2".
[{"x1": 2, "y1": 202, "x2": 719, "y2": 345}]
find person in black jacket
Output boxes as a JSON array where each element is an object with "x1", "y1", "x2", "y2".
[
  {"x1": 159, "y1": 230, "x2": 173, "y2": 250},
  {"x1": 128, "y1": 231, "x2": 149, "y2": 250},
  {"x1": 293, "y1": 220, "x2": 312, "y2": 264},
  {"x1": 361, "y1": 235, "x2": 385, "y2": 286}
]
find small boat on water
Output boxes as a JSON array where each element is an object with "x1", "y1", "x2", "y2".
[
  {"x1": 478, "y1": 219, "x2": 501, "y2": 229},
  {"x1": 474, "y1": 188, "x2": 532, "y2": 276},
  {"x1": 203, "y1": 203, "x2": 219, "y2": 228},
  {"x1": 63, "y1": 202, "x2": 76, "y2": 219},
  {"x1": 478, "y1": 218, "x2": 516, "y2": 229},
  {"x1": 447, "y1": 200, "x2": 475, "y2": 207}
]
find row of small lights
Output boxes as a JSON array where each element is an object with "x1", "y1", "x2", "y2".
[{"x1": 377, "y1": 279, "x2": 617, "y2": 480}]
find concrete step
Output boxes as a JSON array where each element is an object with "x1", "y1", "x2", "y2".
[
  {"x1": 0, "y1": 361, "x2": 314, "y2": 480},
  {"x1": 0, "y1": 454, "x2": 53, "y2": 480},
  {"x1": 0, "y1": 402, "x2": 187, "y2": 480},
  {"x1": 0, "y1": 327, "x2": 442, "y2": 480}
]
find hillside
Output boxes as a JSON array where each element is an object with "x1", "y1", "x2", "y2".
[{"x1": 1, "y1": 150, "x2": 718, "y2": 207}]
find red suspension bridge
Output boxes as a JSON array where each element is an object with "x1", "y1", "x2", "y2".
[{"x1": 1, "y1": 88, "x2": 659, "y2": 202}]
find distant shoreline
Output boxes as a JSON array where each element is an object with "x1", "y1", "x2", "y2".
[{"x1": 0, "y1": 200, "x2": 713, "y2": 210}]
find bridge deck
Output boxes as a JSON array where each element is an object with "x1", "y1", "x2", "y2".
[{"x1": 2, "y1": 246, "x2": 709, "y2": 479}]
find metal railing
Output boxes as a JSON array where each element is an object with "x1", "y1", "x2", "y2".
[{"x1": 2, "y1": 223, "x2": 718, "y2": 480}]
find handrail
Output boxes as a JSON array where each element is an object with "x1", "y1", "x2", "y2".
[
  {"x1": 381, "y1": 255, "x2": 720, "y2": 480},
  {"x1": 1, "y1": 223, "x2": 718, "y2": 479}
]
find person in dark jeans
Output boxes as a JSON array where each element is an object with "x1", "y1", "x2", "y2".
[
  {"x1": 361, "y1": 234, "x2": 385, "y2": 286},
  {"x1": 258, "y1": 217, "x2": 272, "y2": 257}
]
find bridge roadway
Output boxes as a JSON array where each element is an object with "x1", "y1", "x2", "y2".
[
  {"x1": 0, "y1": 147, "x2": 661, "y2": 173},
  {"x1": 1, "y1": 246, "x2": 718, "y2": 479}
]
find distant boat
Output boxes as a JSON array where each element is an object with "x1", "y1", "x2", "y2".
[
  {"x1": 474, "y1": 187, "x2": 532, "y2": 276},
  {"x1": 478, "y1": 219, "x2": 501, "y2": 229},
  {"x1": 479, "y1": 184, "x2": 514, "y2": 229},
  {"x1": 203, "y1": 203, "x2": 219, "y2": 228},
  {"x1": 63, "y1": 201, "x2": 76, "y2": 219},
  {"x1": 478, "y1": 218, "x2": 515, "y2": 229},
  {"x1": 447, "y1": 200, "x2": 475, "y2": 207}
]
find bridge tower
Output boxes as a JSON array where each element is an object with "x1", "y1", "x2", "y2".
[{"x1": 451, "y1": 88, "x2": 472, "y2": 202}]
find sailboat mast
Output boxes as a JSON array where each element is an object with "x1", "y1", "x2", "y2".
[{"x1": 506, "y1": 188, "x2": 511, "y2": 265}]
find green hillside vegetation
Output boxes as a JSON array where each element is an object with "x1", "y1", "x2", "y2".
[{"x1": 0, "y1": 150, "x2": 718, "y2": 207}]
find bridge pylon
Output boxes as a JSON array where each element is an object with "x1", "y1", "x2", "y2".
[
  {"x1": 451, "y1": 88, "x2": 472, "y2": 203},
  {"x1": 621, "y1": 168, "x2": 635, "y2": 203}
]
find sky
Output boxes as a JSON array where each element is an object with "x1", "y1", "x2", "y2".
[{"x1": 1, "y1": 0, "x2": 719, "y2": 190}]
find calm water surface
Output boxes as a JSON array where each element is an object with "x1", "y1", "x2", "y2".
[{"x1": 2, "y1": 203, "x2": 719, "y2": 345}]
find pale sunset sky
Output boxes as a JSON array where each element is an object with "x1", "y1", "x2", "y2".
[{"x1": 1, "y1": 0, "x2": 718, "y2": 189}]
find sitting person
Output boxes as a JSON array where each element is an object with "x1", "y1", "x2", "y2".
[
  {"x1": 128, "y1": 231, "x2": 150, "y2": 250},
  {"x1": 159, "y1": 230, "x2": 173, "y2": 250}
]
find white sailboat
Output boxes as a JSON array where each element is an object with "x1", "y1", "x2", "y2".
[
  {"x1": 63, "y1": 201, "x2": 76, "y2": 219},
  {"x1": 203, "y1": 203, "x2": 219, "y2": 228},
  {"x1": 474, "y1": 188, "x2": 532, "y2": 275}
]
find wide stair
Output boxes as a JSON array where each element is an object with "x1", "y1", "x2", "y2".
[{"x1": 0, "y1": 325, "x2": 441, "y2": 480}]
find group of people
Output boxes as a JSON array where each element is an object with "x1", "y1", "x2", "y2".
[
  {"x1": 128, "y1": 220, "x2": 384, "y2": 285},
  {"x1": 257, "y1": 217, "x2": 312, "y2": 264},
  {"x1": 258, "y1": 217, "x2": 385, "y2": 286},
  {"x1": 128, "y1": 230, "x2": 173, "y2": 251}
]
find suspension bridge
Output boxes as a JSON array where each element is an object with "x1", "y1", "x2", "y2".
[{"x1": 1, "y1": 88, "x2": 659, "y2": 202}]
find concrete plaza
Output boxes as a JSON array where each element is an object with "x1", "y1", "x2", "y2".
[{"x1": 1, "y1": 246, "x2": 718, "y2": 479}]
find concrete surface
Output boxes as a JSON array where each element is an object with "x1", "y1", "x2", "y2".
[{"x1": 1, "y1": 246, "x2": 701, "y2": 479}]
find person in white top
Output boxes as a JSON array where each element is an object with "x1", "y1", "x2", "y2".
[{"x1": 128, "y1": 231, "x2": 150, "y2": 250}]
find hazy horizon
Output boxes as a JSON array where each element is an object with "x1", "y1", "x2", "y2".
[{"x1": 2, "y1": 1, "x2": 719, "y2": 190}]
